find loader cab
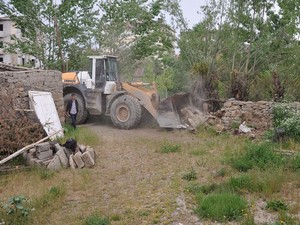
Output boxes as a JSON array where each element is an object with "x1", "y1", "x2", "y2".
[{"x1": 88, "y1": 55, "x2": 118, "y2": 94}]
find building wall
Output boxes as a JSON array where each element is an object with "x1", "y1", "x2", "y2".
[
  {"x1": 0, "y1": 70, "x2": 64, "y2": 123},
  {"x1": 0, "y1": 17, "x2": 38, "y2": 66}
]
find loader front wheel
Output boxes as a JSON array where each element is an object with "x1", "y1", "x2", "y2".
[{"x1": 110, "y1": 95, "x2": 142, "y2": 129}]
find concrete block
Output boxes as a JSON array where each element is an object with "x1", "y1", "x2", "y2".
[
  {"x1": 82, "y1": 151, "x2": 95, "y2": 168},
  {"x1": 86, "y1": 147, "x2": 95, "y2": 162},
  {"x1": 47, "y1": 155, "x2": 62, "y2": 170},
  {"x1": 36, "y1": 142, "x2": 51, "y2": 152},
  {"x1": 69, "y1": 155, "x2": 76, "y2": 169},
  {"x1": 63, "y1": 147, "x2": 72, "y2": 159},
  {"x1": 73, "y1": 152, "x2": 85, "y2": 169},
  {"x1": 36, "y1": 149, "x2": 53, "y2": 160},
  {"x1": 56, "y1": 149, "x2": 68, "y2": 168},
  {"x1": 54, "y1": 143, "x2": 64, "y2": 153}
]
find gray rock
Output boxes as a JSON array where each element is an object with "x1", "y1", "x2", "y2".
[
  {"x1": 36, "y1": 142, "x2": 51, "y2": 152},
  {"x1": 26, "y1": 151, "x2": 35, "y2": 165},
  {"x1": 69, "y1": 155, "x2": 76, "y2": 169},
  {"x1": 54, "y1": 143, "x2": 64, "y2": 153},
  {"x1": 36, "y1": 149, "x2": 53, "y2": 160},
  {"x1": 79, "y1": 145, "x2": 87, "y2": 153},
  {"x1": 47, "y1": 155, "x2": 62, "y2": 170},
  {"x1": 82, "y1": 151, "x2": 95, "y2": 168},
  {"x1": 63, "y1": 147, "x2": 72, "y2": 159},
  {"x1": 73, "y1": 152, "x2": 85, "y2": 168},
  {"x1": 56, "y1": 149, "x2": 68, "y2": 168}
]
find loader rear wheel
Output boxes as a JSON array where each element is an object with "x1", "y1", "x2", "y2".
[
  {"x1": 64, "y1": 93, "x2": 88, "y2": 124},
  {"x1": 110, "y1": 95, "x2": 142, "y2": 129}
]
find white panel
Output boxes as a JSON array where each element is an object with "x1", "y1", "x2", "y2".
[{"x1": 29, "y1": 91, "x2": 64, "y2": 140}]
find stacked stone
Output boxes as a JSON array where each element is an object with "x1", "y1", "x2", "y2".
[
  {"x1": 23, "y1": 142, "x2": 96, "y2": 170},
  {"x1": 217, "y1": 100, "x2": 273, "y2": 130}
]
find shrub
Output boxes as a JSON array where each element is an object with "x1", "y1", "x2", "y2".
[
  {"x1": 273, "y1": 103, "x2": 300, "y2": 140},
  {"x1": 160, "y1": 141, "x2": 181, "y2": 153},
  {"x1": 186, "y1": 183, "x2": 220, "y2": 195},
  {"x1": 196, "y1": 193, "x2": 247, "y2": 221},
  {"x1": 290, "y1": 154, "x2": 300, "y2": 171},
  {"x1": 182, "y1": 168, "x2": 197, "y2": 181},
  {"x1": 266, "y1": 200, "x2": 288, "y2": 211},
  {"x1": 85, "y1": 214, "x2": 110, "y2": 225},
  {"x1": 230, "y1": 142, "x2": 284, "y2": 171}
]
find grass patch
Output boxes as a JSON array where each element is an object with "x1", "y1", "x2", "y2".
[
  {"x1": 229, "y1": 142, "x2": 284, "y2": 172},
  {"x1": 190, "y1": 148, "x2": 207, "y2": 156},
  {"x1": 266, "y1": 200, "x2": 288, "y2": 212},
  {"x1": 59, "y1": 125, "x2": 99, "y2": 147},
  {"x1": 195, "y1": 192, "x2": 247, "y2": 222},
  {"x1": 160, "y1": 141, "x2": 181, "y2": 153},
  {"x1": 38, "y1": 168, "x2": 55, "y2": 180},
  {"x1": 32, "y1": 185, "x2": 65, "y2": 209},
  {"x1": 182, "y1": 168, "x2": 197, "y2": 181},
  {"x1": 85, "y1": 214, "x2": 110, "y2": 225}
]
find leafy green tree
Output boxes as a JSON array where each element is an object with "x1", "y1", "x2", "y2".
[{"x1": 0, "y1": 0, "x2": 96, "y2": 71}]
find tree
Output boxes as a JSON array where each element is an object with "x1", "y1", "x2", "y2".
[{"x1": 0, "y1": 0, "x2": 97, "y2": 71}]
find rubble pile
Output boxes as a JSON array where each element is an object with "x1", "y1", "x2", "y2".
[
  {"x1": 23, "y1": 142, "x2": 96, "y2": 170},
  {"x1": 180, "y1": 106, "x2": 217, "y2": 130}
]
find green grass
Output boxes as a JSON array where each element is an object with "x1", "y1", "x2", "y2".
[
  {"x1": 85, "y1": 214, "x2": 110, "y2": 225},
  {"x1": 195, "y1": 192, "x2": 247, "y2": 222},
  {"x1": 266, "y1": 200, "x2": 288, "y2": 212},
  {"x1": 32, "y1": 186, "x2": 65, "y2": 209},
  {"x1": 159, "y1": 141, "x2": 181, "y2": 153},
  {"x1": 229, "y1": 142, "x2": 284, "y2": 171},
  {"x1": 58, "y1": 125, "x2": 99, "y2": 147}
]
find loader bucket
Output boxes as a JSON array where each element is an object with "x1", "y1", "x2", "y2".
[{"x1": 157, "y1": 93, "x2": 192, "y2": 128}]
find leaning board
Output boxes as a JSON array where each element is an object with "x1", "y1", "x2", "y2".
[{"x1": 28, "y1": 91, "x2": 64, "y2": 140}]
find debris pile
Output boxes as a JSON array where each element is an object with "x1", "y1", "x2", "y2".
[
  {"x1": 23, "y1": 142, "x2": 96, "y2": 170},
  {"x1": 180, "y1": 106, "x2": 218, "y2": 130}
]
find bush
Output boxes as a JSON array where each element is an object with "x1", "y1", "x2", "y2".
[
  {"x1": 85, "y1": 214, "x2": 110, "y2": 225},
  {"x1": 273, "y1": 103, "x2": 300, "y2": 140},
  {"x1": 160, "y1": 141, "x2": 181, "y2": 153},
  {"x1": 266, "y1": 200, "x2": 288, "y2": 211},
  {"x1": 196, "y1": 193, "x2": 247, "y2": 221},
  {"x1": 230, "y1": 142, "x2": 284, "y2": 171}
]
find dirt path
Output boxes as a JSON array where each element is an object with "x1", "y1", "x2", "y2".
[{"x1": 59, "y1": 119, "x2": 214, "y2": 225}]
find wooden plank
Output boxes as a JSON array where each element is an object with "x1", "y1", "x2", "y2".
[{"x1": 0, "y1": 129, "x2": 63, "y2": 165}]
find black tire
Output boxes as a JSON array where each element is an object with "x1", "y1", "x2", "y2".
[
  {"x1": 110, "y1": 95, "x2": 142, "y2": 129},
  {"x1": 64, "y1": 93, "x2": 88, "y2": 124}
]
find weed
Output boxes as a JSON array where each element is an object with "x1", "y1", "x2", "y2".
[
  {"x1": 190, "y1": 148, "x2": 207, "y2": 156},
  {"x1": 0, "y1": 196, "x2": 32, "y2": 225},
  {"x1": 110, "y1": 214, "x2": 121, "y2": 221},
  {"x1": 85, "y1": 214, "x2": 110, "y2": 225},
  {"x1": 38, "y1": 169, "x2": 54, "y2": 180},
  {"x1": 276, "y1": 211, "x2": 299, "y2": 225},
  {"x1": 160, "y1": 141, "x2": 181, "y2": 153},
  {"x1": 138, "y1": 210, "x2": 150, "y2": 217},
  {"x1": 33, "y1": 186, "x2": 65, "y2": 208},
  {"x1": 229, "y1": 142, "x2": 284, "y2": 171},
  {"x1": 216, "y1": 168, "x2": 226, "y2": 177},
  {"x1": 195, "y1": 192, "x2": 247, "y2": 222},
  {"x1": 290, "y1": 154, "x2": 300, "y2": 171},
  {"x1": 266, "y1": 200, "x2": 288, "y2": 211},
  {"x1": 182, "y1": 168, "x2": 197, "y2": 181}
]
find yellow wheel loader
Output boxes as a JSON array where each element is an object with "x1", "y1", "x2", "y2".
[{"x1": 62, "y1": 55, "x2": 188, "y2": 129}]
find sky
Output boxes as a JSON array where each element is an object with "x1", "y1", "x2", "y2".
[{"x1": 180, "y1": 0, "x2": 208, "y2": 28}]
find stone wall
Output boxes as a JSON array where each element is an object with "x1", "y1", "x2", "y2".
[
  {"x1": 0, "y1": 69, "x2": 64, "y2": 122},
  {"x1": 216, "y1": 100, "x2": 273, "y2": 130},
  {"x1": 216, "y1": 100, "x2": 300, "y2": 131}
]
